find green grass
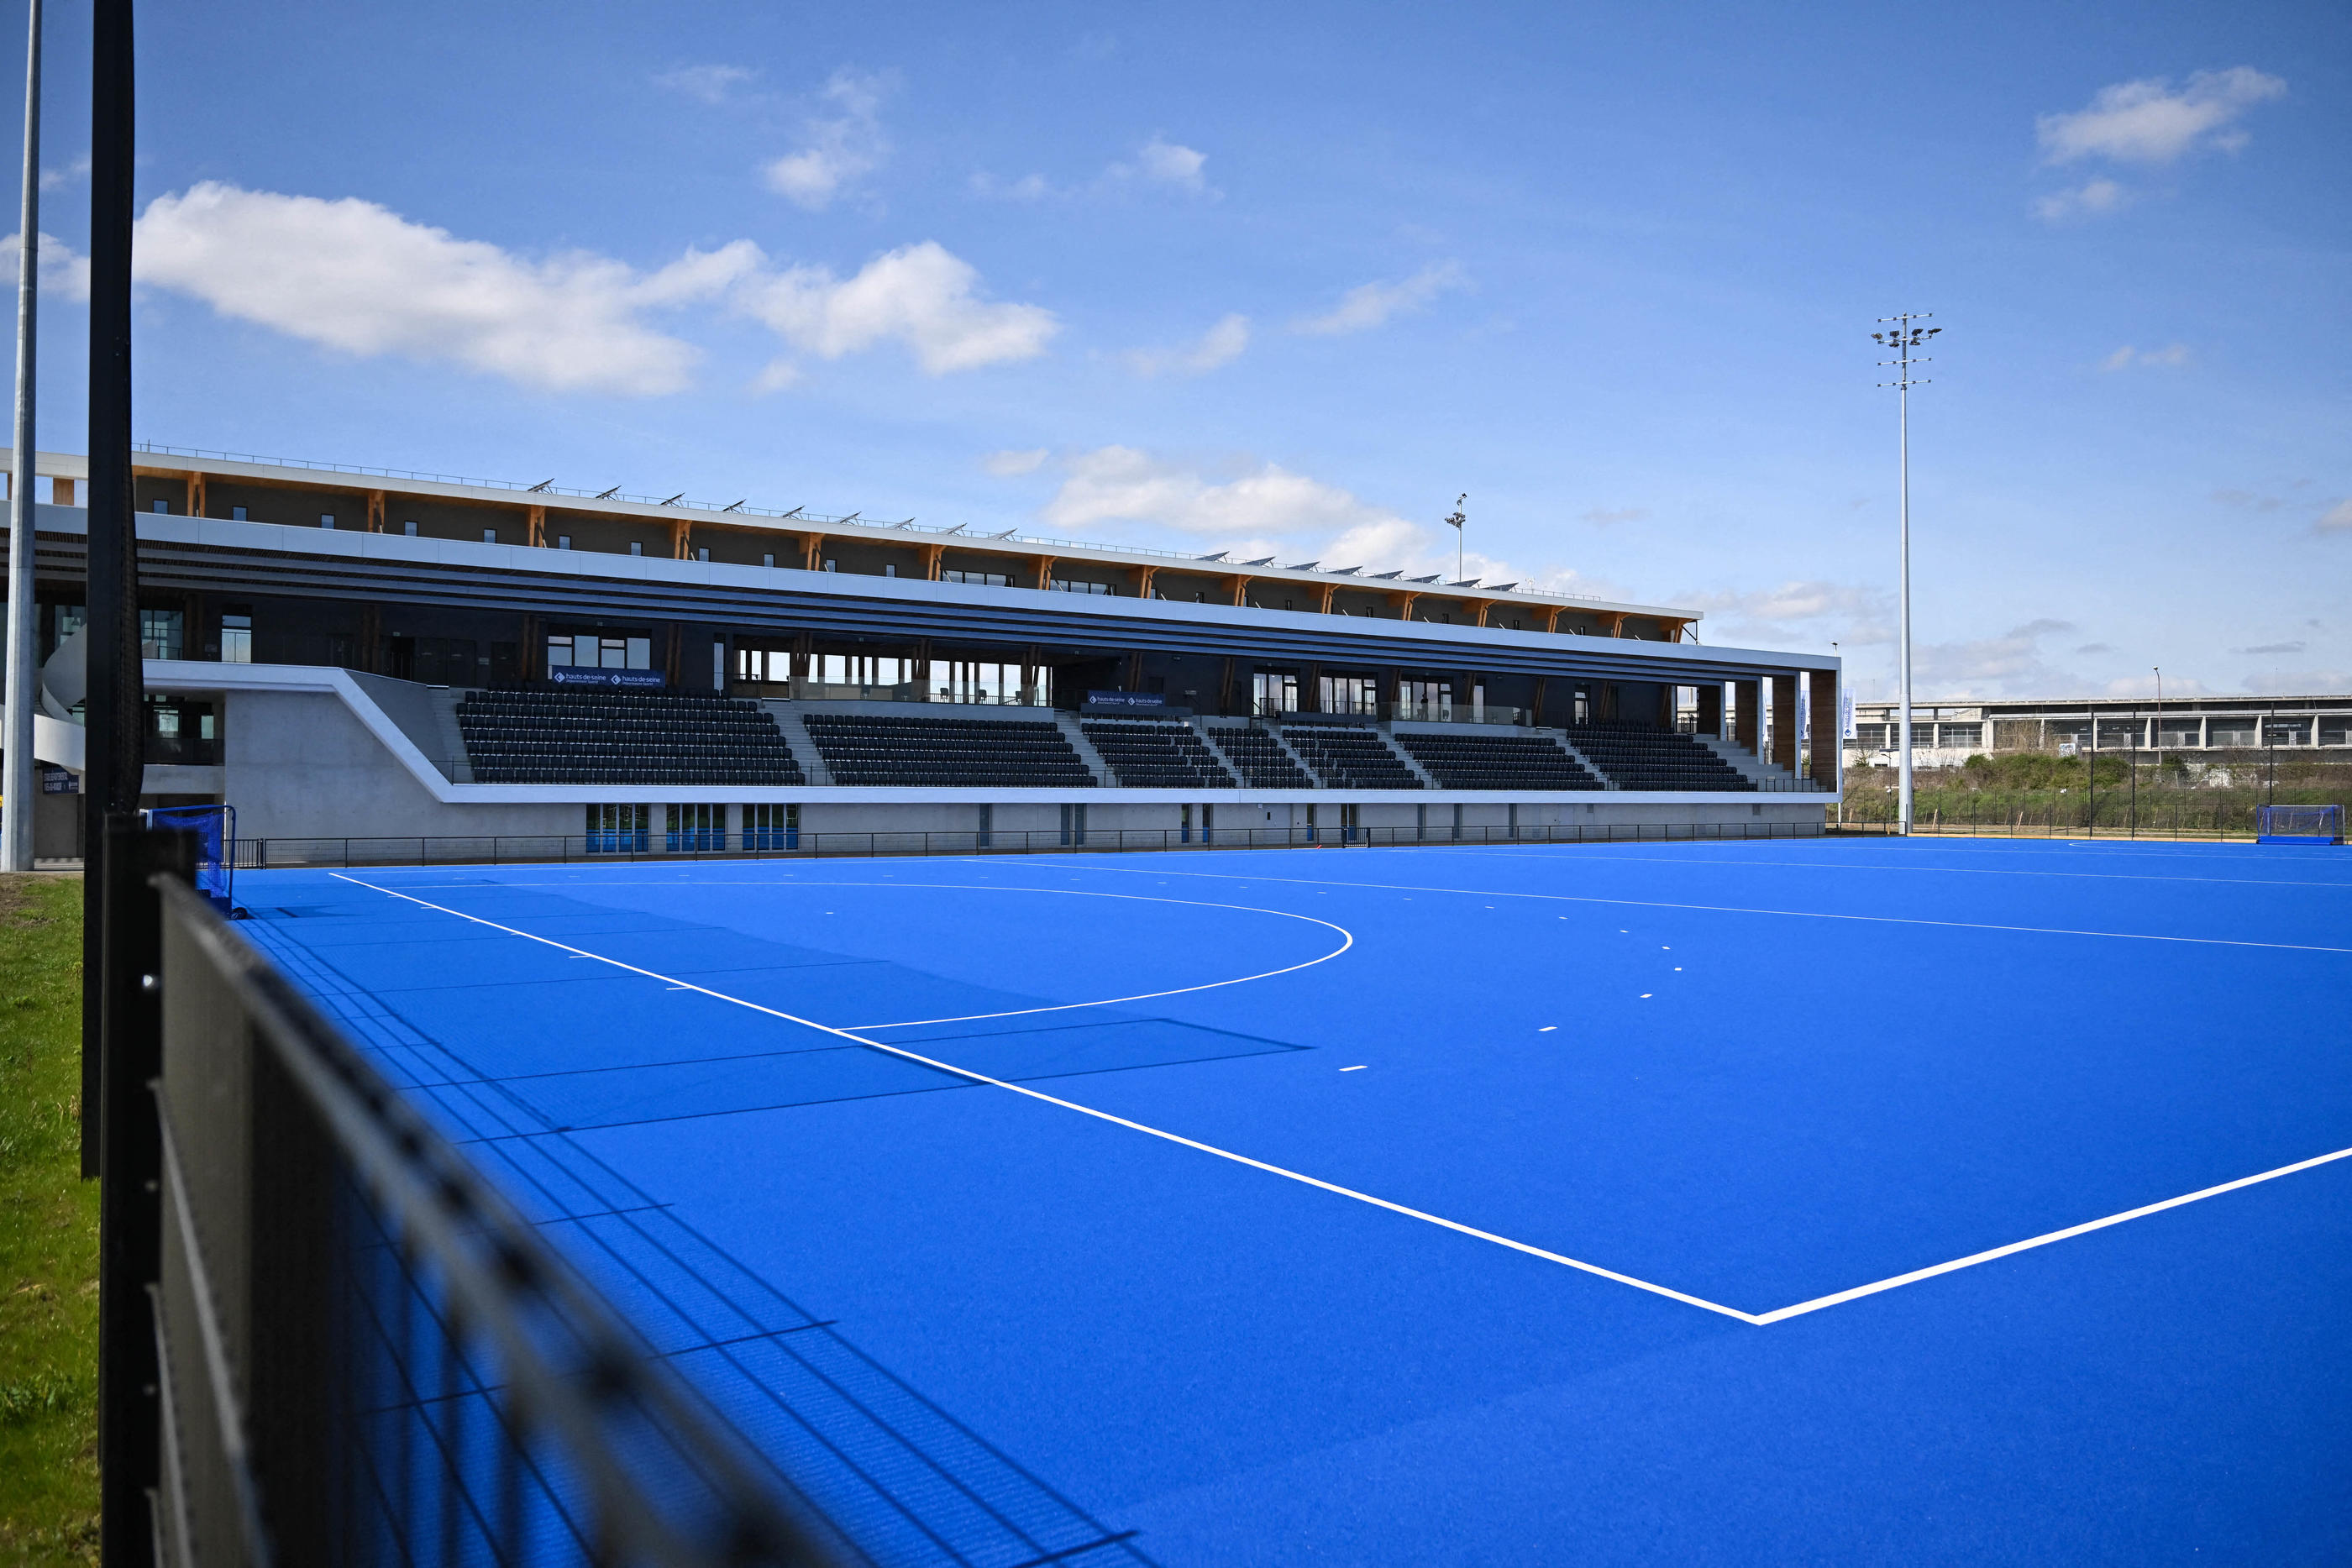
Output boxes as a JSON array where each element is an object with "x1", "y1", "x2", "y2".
[{"x1": 0, "y1": 875, "x2": 97, "y2": 1566}]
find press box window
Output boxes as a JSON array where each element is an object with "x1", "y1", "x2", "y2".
[{"x1": 219, "y1": 611, "x2": 252, "y2": 664}]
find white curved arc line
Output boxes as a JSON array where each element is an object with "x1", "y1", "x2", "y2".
[
  {"x1": 811, "y1": 883, "x2": 1354, "y2": 1029},
  {"x1": 324, "y1": 872, "x2": 1755, "y2": 1324},
  {"x1": 333, "y1": 873, "x2": 1356, "y2": 1030},
  {"x1": 1027, "y1": 862, "x2": 2352, "y2": 955}
]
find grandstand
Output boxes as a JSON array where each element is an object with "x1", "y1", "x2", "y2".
[{"x1": 6, "y1": 445, "x2": 1842, "y2": 853}]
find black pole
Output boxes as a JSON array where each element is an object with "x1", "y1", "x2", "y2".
[
  {"x1": 95, "y1": 822, "x2": 186, "y2": 1564},
  {"x1": 80, "y1": 0, "x2": 135, "y2": 1175},
  {"x1": 87, "y1": 0, "x2": 148, "y2": 1559}
]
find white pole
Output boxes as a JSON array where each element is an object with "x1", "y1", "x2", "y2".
[
  {"x1": 1897, "y1": 343, "x2": 1914, "y2": 836},
  {"x1": 2, "y1": 0, "x2": 39, "y2": 873}
]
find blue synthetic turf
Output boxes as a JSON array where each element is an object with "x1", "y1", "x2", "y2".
[{"x1": 238, "y1": 838, "x2": 2352, "y2": 1565}]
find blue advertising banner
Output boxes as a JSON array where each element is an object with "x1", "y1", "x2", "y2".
[
  {"x1": 1085, "y1": 690, "x2": 1166, "y2": 711},
  {"x1": 549, "y1": 667, "x2": 666, "y2": 691}
]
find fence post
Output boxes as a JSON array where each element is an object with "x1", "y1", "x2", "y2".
[{"x1": 96, "y1": 818, "x2": 196, "y2": 1557}]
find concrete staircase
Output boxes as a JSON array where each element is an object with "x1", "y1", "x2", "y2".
[
  {"x1": 1051, "y1": 712, "x2": 1117, "y2": 786},
  {"x1": 1548, "y1": 728, "x2": 1613, "y2": 789},
  {"x1": 1182, "y1": 717, "x2": 1247, "y2": 786},
  {"x1": 760, "y1": 701, "x2": 832, "y2": 785},
  {"x1": 1695, "y1": 733, "x2": 1812, "y2": 789},
  {"x1": 1374, "y1": 725, "x2": 1441, "y2": 789}
]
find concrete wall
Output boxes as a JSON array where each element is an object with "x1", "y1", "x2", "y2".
[{"x1": 223, "y1": 689, "x2": 576, "y2": 839}]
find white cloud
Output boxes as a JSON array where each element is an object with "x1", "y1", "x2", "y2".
[
  {"x1": 1580, "y1": 506, "x2": 1650, "y2": 527},
  {"x1": 2318, "y1": 499, "x2": 2352, "y2": 532},
  {"x1": 734, "y1": 240, "x2": 1058, "y2": 375},
  {"x1": 1135, "y1": 137, "x2": 1207, "y2": 191},
  {"x1": 1292, "y1": 262, "x2": 1467, "y2": 336},
  {"x1": 1034, "y1": 446, "x2": 1542, "y2": 588},
  {"x1": 2232, "y1": 640, "x2": 2306, "y2": 656},
  {"x1": 0, "y1": 230, "x2": 92, "y2": 302},
  {"x1": 1123, "y1": 313, "x2": 1249, "y2": 377},
  {"x1": 2101, "y1": 343, "x2": 2190, "y2": 370},
  {"x1": 2034, "y1": 178, "x2": 2129, "y2": 220},
  {"x1": 983, "y1": 448, "x2": 1048, "y2": 476},
  {"x1": 1677, "y1": 579, "x2": 1893, "y2": 649},
  {"x1": 969, "y1": 171, "x2": 1053, "y2": 202},
  {"x1": 39, "y1": 152, "x2": 89, "y2": 192},
  {"x1": 131, "y1": 184, "x2": 748, "y2": 395},
  {"x1": 1105, "y1": 136, "x2": 1212, "y2": 195},
  {"x1": 2038, "y1": 68, "x2": 2286, "y2": 165},
  {"x1": 1913, "y1": 618, "x2": 2080, "y2": 697},
  {"x1": 763, "y1": 69, "x2": 890, "y2": 211},
  {"x1": 2243, "y1": 668, "x2": 2351, "y2": 695},
  {"x1": 654, "y1": 64, "x2": 756, "y2": 105}
]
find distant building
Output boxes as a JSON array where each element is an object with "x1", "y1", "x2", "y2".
[{"x1": 1845, "y1": 695, "x2": 2352, "y2": 769}]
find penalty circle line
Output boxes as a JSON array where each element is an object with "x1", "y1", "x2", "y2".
[{"x1": 324, "y1": 872, "x2": 1756, "y2": 1325}]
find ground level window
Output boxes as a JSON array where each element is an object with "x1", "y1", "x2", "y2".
[
  {"x1": 743, "y1": 803, "x2": 798, "y2": 850},
  {"x1": 667, "y1": 803, "x2": 723, "y2": 852},
  {"x1": 586, "y1": 803, "x2": 648, "y2": 853}
]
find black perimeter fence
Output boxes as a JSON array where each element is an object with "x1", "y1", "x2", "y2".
[
  {"x1": 108, "y1": 821, "x2": 1159, "y2": 1566},
  {"x1": 227, "y1": 819, "x2": 1832, "y2": 871}
]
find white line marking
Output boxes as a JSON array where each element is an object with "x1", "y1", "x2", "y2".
[
  {"x1": 1027, "y1": 863, "x2": 2352, "y2": 954},
  {"x1": 318, "y1": 873, "x2": 1353, "y2": 1030},
  {"x1": 1753, "y1": 1144, "x2": 2352, "y2": 1324},
  {"x1": 323, "y1": 873, "x2": 2352, "y2": 1328},
  {"x1": 1426, "y1": 844, "x2": 2352, "y2": 892},
  {"x1": 326, "y1": 873, "x2": 1758, "y2": 1324},
  {"x1": 1340, "y1": 1065, "x2": 1368, "y2": 1072}
]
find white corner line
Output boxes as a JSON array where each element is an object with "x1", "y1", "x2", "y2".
[
  {"x1": 325, "y1": 872, "x2": 1758, "y2": 1325},
  {"x1": 320, "y1": 873, "x2": 2352, "y2": 1328},
  {"x1": 1751, "y1": 1143, "x2": 2352, "y2": 1324}
]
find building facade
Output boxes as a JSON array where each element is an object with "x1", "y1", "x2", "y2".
[{"x1": 7, "y1": 447, "x2": 1845, "y2": 853}]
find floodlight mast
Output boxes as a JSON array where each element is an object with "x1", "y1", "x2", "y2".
[
  {"x1": 2, "y1": 0, "x2": 39, "y2": 873},
  {"x1": 1874, "y1": 313, "x2": 1939, "y2": 835}
]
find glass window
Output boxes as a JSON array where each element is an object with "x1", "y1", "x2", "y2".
[
  {"x1": 1049, "y1": 578, "x2": 1112, "y2": 595},
  {"x1": 230, "y1": 506, "x2": 248, "y2": 521},
  {"x1": 629, "y1": 541, "x2": 643, "y2": 557},
  {"x1": 585, "y1": 803, "x2": 649, "y2": 854},
  {"x1": 482, "y1": 527, "x2": 497, "y2": 544},
  {"x1": 626, "y1": 637, "x2": 651, "y2": 669},
  {"x1": 319, "y1": 513, "x2": 336, "y2": 528},
  {"x1": 152, "y1": 499, "x2": 169, "y2": 513},
  {"x1": 698, "y1": 547, "x2": 711, "y2": 562},
  {"x1": 666, "y1": 803, "x2": 723, "y2": 852},
  {"x1": 557, "y1": 534, "x2": 572, "y2": 549},
  {"x1": 139, "y1": 608, "x2": 185, "y2": 660},
  {"x1": 1320, "y1": 674, "x2": 1378, "y2": 715},
  {"x1": 1252, "y1": 670, "x2": 1299, "y2": 714},
  {"x1": 883, "y1": 564, "x2": 897, "y2": 578},
  {"x1": 402, "y1": 520, "x2": 418, "y2": 536},
  {"x1": 219, "y1": 612, "x2": 252, "y2": 664},
  {"x1": 822, "y1": 559, "x2": 837, "y2": 572},
  {"x1": 762, "y1": 552, "x2": 774, "y2": 568},
  {"x1": 545, "y1": 635, "x2": 574, "y2": 668}
]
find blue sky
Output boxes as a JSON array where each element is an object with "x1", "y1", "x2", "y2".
[{"x1": 11, "y1": 0, "x2": 2349, "y2": 699}]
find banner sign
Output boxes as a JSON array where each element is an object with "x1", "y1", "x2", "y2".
[
  {"x1": 41, "y1": 768, "x2": 79, "y2": 794},
  {"x1": 549, "y1": 667, "x2": 666, "y2": 691},
  {"x1": 1085, "y1": 690, "x2": 1165, "y2": 711}
]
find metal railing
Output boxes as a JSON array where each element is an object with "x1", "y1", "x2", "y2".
[
  {"x1": 138, "y1": 852, "x2": 842, "y2": 1565},
  {"x1": 223, "y1": 819, "x2": 1832, "y2": 871}
]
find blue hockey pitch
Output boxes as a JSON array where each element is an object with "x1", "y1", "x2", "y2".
[{"x1": 239, "y1": 837, "x2": 2352, "y2": 1566}]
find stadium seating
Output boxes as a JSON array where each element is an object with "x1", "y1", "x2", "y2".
[
  {"x1": 1395, "y1": 730, "x2": 1605, "y2": 790},
  {"x1": 803, "y1": 713, "x2": 1096, "y2": 786},
  {"x1": 1568, "y1": 721, "x2": 1756, "y2": 790},
  {"x1": 457, "y1": 689, "x2": 806, "y2": 784},
  {"x1": 1280, "y1": 723, "x2": 1423, "y2": 789},
  {"x1": 1080, "y1": 720, "x2": 1239, "y2": 788},
  {"x1": 1205, "y1": 726, "x2": 1315, "y2": 788}
]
